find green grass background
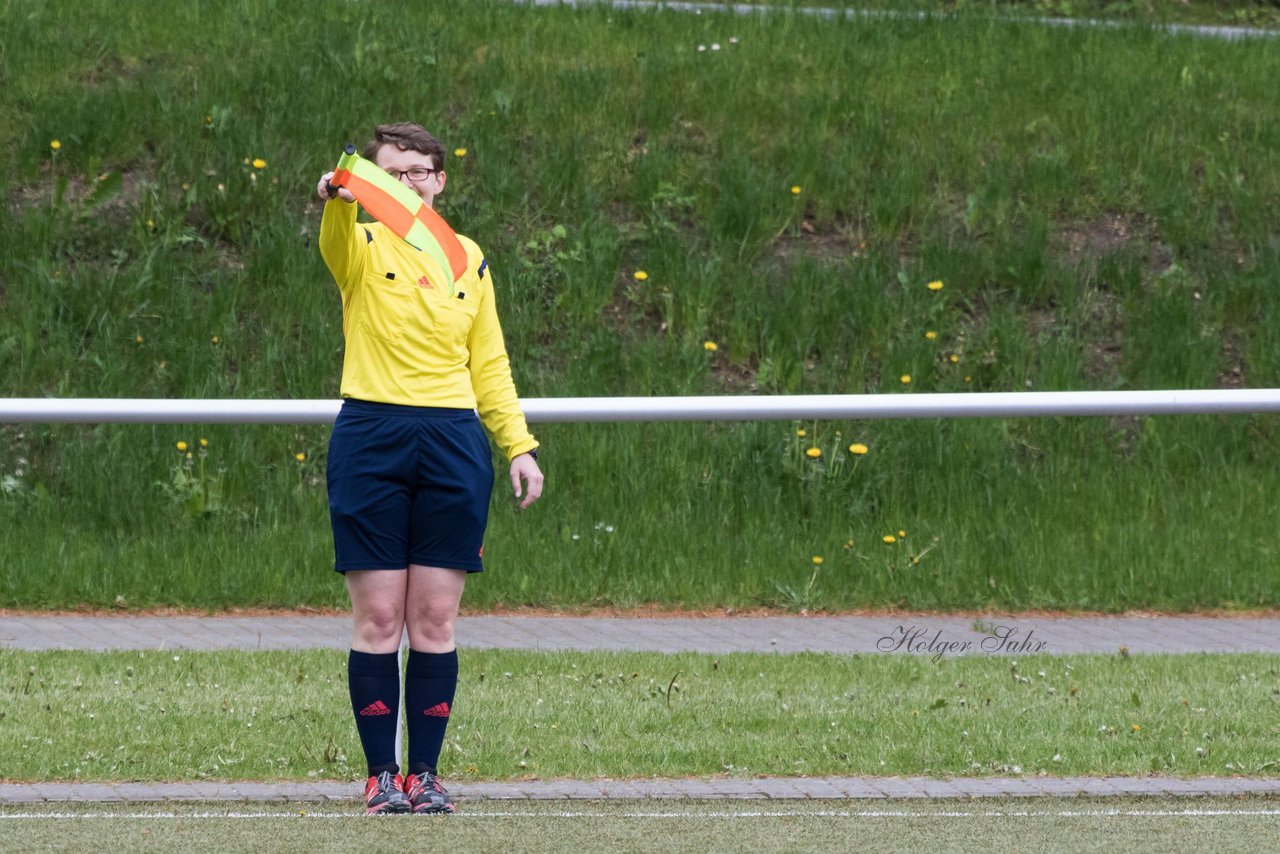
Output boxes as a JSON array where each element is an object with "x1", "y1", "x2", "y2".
[{"x1": 2, "y1": 1, "x2": 1280, "y2": 611}]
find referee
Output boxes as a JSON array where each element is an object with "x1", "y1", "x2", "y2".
[{"x1": 316, "y1": 122, "x2": 543, "y2": 814}]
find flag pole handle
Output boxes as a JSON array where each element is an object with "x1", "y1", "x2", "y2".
[{"x1": 325, "y1": 144, "x2": 358, "y2": 199}]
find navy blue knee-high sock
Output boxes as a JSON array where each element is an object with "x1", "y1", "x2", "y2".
[
  {"x1": 405, "y1": 649, "x2": 458, "y2": 775},
  {"x1": 348, "y1": 649, "x2": 401, "y2": 776}
]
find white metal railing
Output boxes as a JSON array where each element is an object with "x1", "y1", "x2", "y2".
[{"x1": 3, "y1": 390, "x2": 1280, "y2": 424}]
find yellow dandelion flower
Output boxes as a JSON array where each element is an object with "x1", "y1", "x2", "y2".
[
  {"x1": 186, "y1": 452, "x2": 193, "y2": 460},
  {"x1": 898, "y1": 529, "x2": 906, "y2": 538},
  {"x1": 925, "y1": 330, "x2": 937, "y2": 340},
  {"x1": 883, "y1": 535, "x2": 897, "y2": 544},
  {"x1": 146, "y1": 219, "x2": 155, "y2": 230},
  {"x1": 1131, "y1": 724, "x2": 1141, "y2": 733},
  {"x1": 252, "y1": 158, "x2": 267, "y2": 169},
  {"x1": 176, "y1": 441, "x2": 188, "y2": 452},
  {"x1": 950, "y1": 354, "x2": 959, "y2": 363},
  {"x1": 134, "y1": 335, "x2": 144, "y2": 345},
  {"x1": 454, "y1": 148, "x2": 468, "y2": 158},
  {"x1": 849, "y1": 443, "x2": 869, "y2": 455},
  {"x1": 796, "y1": 429, "x2": 807, "y2": 437},
  {"x1": 790, "y1": 185, "x2": 801, "y2": 195},
  {"x1": 805, "y1": 447, "x2": 822, "y2": 459},
  {"x1": 964, "y1": 375, "x2": 972, "y2": 384},
  {"x1": 295, "y1": 452, "x2": 306, "y2": 463},
  {"x1": 927, "y1": 280, "x2": 944, "y2": 291},
  {"x1": 50, "y1": 139, "x2": 61, "y2": 151},
  {"x1": 211, "y1": 336, "x2": 220, "y2": 344},
  {"x1": 199, "y1": 438, "x2": 208, "y2": 448},
  {"x1": 633, "y1": 270, "x2": 649, "y2": 281},
  {"x1": 704, "y1": 341, "x2": 718, "y2": 352},
  {"x1": 900, "y1": 374, "x2": 911, "y2": 384},
  {"x1": 811, "y1": 556, "x2": 824, "y2": 566}
]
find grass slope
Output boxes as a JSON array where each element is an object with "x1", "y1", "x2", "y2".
[{"x1": 1, "y1": 1, "x2": 1279, "y2": 611}]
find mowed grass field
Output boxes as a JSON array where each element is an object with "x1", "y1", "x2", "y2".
[
  {"x1": 3, "y1": 649, "x2": 1276, "y2": 782},
  {"x1": 4, "y1": 799, "x2": 1280, "y2": 854},
  {"x1": 3, "y1": 1, "x2": 1280, "y2": 612}
]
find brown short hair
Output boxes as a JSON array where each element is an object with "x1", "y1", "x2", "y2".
[{"x1": 363, "y1": 122, "x2": 446, "y2": 170}]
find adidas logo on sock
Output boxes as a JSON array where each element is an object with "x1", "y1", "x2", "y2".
[
  {"x1": 359, "y1": 700, "x2": 392, "y2": 716},
  {"x1": 423, "y1": 702, "x2": 451, "y2": 718}
]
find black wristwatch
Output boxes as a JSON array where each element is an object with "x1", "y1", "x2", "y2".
[{"x1": 527, "y1": 448, "x2": 539, "y2": 461}]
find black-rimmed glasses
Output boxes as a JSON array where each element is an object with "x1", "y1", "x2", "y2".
[{"x1": 387, "y1": 167, "x2": 439, "y2": 182}]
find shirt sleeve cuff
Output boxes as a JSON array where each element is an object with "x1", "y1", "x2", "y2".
[{"x1": 507, "y1": 440, "x2": 539, "y2": 462}]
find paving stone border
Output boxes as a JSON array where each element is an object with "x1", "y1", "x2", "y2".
[
  {"x1": 3, "y1": 776, "x2": 1279, "y2": 805},
  {"x1": 3, "y1": 614, "x2": 1278, "y2": 655}
]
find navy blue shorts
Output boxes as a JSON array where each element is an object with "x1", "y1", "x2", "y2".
[{"x1": 326, "y1": 399, "x2": 495, "y2": 573}]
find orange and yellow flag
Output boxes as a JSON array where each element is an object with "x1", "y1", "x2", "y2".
[{"x1": 329, "y1": 144, "x2": 468, "y2": 294}]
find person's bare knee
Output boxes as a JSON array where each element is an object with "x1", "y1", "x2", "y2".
[
  {"x1": 406, "y1": 595, "x2": 457, "y2": 651},
  {"x1": 347, "y1": 570, "x2": 408, "y2": 653},
  {"x1": 354, "y1": 605, "x2": 405, "y2": 651},
  {"x1": 406, "y1": 566, "x2": 465, "y2": 652},
  {"x1": 408, "y1": 615, "x2": 455, "y2": 651}
]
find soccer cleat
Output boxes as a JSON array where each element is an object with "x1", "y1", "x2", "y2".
[
  {"x1": 363, "y1": 770, "x2": 411, "y2": 815},
  {"x1": 404, "y1": 771, "x2": 456, "y2": 814}
]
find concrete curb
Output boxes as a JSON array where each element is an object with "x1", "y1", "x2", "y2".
[{"x1": 4, "y1": 776, "x2": 1279, "y2": 804}]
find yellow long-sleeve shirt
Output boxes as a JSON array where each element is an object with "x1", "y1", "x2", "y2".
[{"x1": 319, "y1": 198, "x2": 537, "y2": 461}]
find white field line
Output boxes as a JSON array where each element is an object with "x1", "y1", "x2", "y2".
[{"x1": 4, "y1": 808, "x2": 1280, "y2": 819}]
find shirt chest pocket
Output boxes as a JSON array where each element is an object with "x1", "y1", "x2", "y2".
[
  {"x1": 422, "y1": 288, "x2": 480, "y2": 348},
  {"x1": 355, "y1": 271, "x2": 412, "y2": 344}
]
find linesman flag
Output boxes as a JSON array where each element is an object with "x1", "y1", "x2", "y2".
[{"x1": 328, "y1": 144, "x2": 468, "y2": 294}]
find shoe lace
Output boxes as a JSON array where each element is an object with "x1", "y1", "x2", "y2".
[
  {"x1": 409, "y1": 772, "x2": 444, "y2": 797},
  {"x1": 374, "y1": 770, "x2": 398, "y2": 795}
]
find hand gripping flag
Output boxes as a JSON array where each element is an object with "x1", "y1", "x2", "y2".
[{"x1": 328, "y1": 144, "x2": 468, "y2": 295}]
